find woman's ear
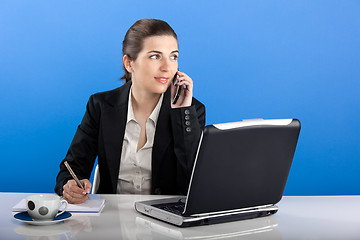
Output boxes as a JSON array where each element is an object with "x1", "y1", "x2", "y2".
[{"x1": 123, "y1": 55, "x2": 134, "y2": 73}]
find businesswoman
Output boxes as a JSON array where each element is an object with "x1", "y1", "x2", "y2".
[{"x1": 55, "y1": 19, "x2": 206, "y2": 204}]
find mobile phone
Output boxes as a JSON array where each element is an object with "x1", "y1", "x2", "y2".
[{"x1": 172, "y1": 72, "x2": 180, "y2": 104}]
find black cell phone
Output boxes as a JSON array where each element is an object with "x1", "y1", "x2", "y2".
[{"x1": 172, "y1": 72, "x2": 180, "y2": 104}]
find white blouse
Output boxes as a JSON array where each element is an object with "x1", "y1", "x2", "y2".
[{"x1": 117, "y1": 88, "x2": 163, "y2": 194}]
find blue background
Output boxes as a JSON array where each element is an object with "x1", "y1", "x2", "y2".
[{"x1": 1, "y1": 0, "x2": 359, "y2": 195}]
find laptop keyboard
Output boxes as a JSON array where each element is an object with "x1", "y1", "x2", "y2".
[{"x1": 153, "y1": 201, "x2": 185, "y2": 216}]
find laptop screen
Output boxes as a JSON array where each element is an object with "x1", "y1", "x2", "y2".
[{"x1": 183, "y1": 119, "x2": 301, "y2": 216}]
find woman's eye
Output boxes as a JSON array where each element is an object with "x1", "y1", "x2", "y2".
[
  {"x1": 170, "y1": 55, "x2": 178, "y2": 60},
  {"x1": 150, "y1": 55, "x2": 160, "y2": 60}
]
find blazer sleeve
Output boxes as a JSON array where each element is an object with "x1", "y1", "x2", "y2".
[
  {"x1": 170, "y1": 98, "x2": 206, "y2": 194},
  {"x1": 54, "y1": 94, "x2": 100, "y2": 196}
]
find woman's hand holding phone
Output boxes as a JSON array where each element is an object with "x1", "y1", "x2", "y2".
[{"x1": 171, "y1": 70, "x2": 193, "y2": 108}]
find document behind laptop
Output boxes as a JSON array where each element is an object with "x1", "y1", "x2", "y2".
[{"x1": 135, "y1": 119, "x2": 301, "y2": 227}]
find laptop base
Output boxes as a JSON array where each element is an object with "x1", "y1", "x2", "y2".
[
  {"x1": 180, "y1": 206, "x2": 278, "y2": 227},
  {"x1": 135, "y1": 197, "x2": 278, "y2": 228}
]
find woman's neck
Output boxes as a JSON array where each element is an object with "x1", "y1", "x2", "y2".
[{"x1": 131, "y1": 85, "x2": 161, "y2": 117}]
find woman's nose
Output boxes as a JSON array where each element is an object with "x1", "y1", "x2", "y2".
[{"x1": 160, "y1": 59, "x2": 171, "y2": 72}]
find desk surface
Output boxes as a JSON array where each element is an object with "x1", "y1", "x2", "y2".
[{"x1": 1, "y1": 193, "x2": 360, "y2": 240}]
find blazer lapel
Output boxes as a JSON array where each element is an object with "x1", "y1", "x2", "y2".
[
  {"x1": 152, "y1": 88, "x2": 172, "y2": 183},
  {"x1": 101, "y1": 81, "x2": 131, "y2": 193}
]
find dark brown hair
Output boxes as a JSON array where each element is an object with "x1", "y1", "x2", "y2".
[{"x1": 121, "y1": 19, "x2": 178, "y2": 82}]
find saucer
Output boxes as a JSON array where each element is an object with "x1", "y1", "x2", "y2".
[{"x1": 14, "y1": 211, "x2": 72, "y2": 226}]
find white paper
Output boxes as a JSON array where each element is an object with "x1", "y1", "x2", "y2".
[{"x1": 12, "y1": 198, "x2": 105, "y2": 213}]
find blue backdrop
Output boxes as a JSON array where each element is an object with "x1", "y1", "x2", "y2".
[{"x1": 1, "y1": 0, "x2": 359, "y2": 195}]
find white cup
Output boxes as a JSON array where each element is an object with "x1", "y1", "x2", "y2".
[{"x1": 26, "y1": 194, "x2": 68, "y2": 221}]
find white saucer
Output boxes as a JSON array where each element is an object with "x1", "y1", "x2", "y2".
[{"x1": 14, "y1": 211, "x2": 72, "y2": 226}]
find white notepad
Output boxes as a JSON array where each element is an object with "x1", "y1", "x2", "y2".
[{"x1": 12, "y1": 198, "x2": 105, "y2": 213}]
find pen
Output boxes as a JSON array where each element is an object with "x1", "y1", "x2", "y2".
[{"x1": 64, "y1": 161, "x2": 90, "y2": 200}]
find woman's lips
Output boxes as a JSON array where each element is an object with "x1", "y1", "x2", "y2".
[{"x1": 154, "y1": 77, "x2": 169, "y2": 84}]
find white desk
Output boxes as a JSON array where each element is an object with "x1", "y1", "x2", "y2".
[{"x1": 1, "y1": 193, "x2": 360, "y2": 239}]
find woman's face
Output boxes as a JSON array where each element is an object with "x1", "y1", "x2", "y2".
[{"x1": 128, "y1": 35, "x2": 179, "y2": 95}]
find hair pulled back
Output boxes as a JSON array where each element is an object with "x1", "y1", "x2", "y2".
[{"x1": 121, "y1": 19, "x2": 178, "y2": 82}]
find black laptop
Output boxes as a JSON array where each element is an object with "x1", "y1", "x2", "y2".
[{"x1": 135, "y1": 119, "x2": 301, "y2": 227}]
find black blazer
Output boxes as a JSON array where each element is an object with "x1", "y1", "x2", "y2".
[{"x1": 55, "y1": 81, "x2": 205, "y2": 196}]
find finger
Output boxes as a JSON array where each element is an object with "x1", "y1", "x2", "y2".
[
  {"x1": 65, "y1": 188, "x2": 87, "y2": 202},
  {"x1": 68, "y1": 182, "x2": 87, "y2": 194},
  {"x1": 176, "y1": 75, "x2": 193, "y2": 86},
  {"x1": 177, "y1": 71, "x2": 192, "y2": 81},
  {"x1": 82, "y1": 179, "x2": 92, "y2": 194},
  {"x1": 63, "y1": 190, "x2": 87, "y2": 204},
  {"x1": 177, "y1": 79, "x2": 193, "y2": 93},
  {"x1": 175, "y1": 72, "x2": 186, "y2": 82},
  {"x1": 176, "y1": 70, "x2": 187, "y2": 77},
  {"x1": 65, "y1": 179, "x2": 85, "y2": 191},
  {"x1": 65, "y1": 179, "x2": 77, "y2": 187},
  {"x1": 179, "y1": 78, "x2": 193, "y2": 87},
  {"x1": 63, "y1": 190, "x2": 81, "y2": 203}
]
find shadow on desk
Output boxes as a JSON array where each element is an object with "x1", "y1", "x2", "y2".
[{"x1": 136, "y1": 215, "x2": 281, "y2": 240}]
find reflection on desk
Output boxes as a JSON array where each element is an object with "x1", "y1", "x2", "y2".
[
  {"x1": 136, "y1": 215, "x2": 280, "y2": 239},
  {"x1": 14, "y1": 223, "x2": 71, "y2": 239},
  {"x1": 1, "y1": 193, "x2": 360, "y2": 240}
]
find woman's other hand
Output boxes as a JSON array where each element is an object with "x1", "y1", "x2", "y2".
[
  {"x1": 62, "y1": 179, "x2": 91, "y2": 204},
  {"x1": 171, "y1": 71, "x2": 193, "y2": 108}
]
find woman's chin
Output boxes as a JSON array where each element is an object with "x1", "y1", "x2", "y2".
[{"x1": 153, "y1": 84, "x2": 170, "y2": 94}]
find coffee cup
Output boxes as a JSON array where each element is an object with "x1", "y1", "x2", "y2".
[{"x1": 26, "y1": 194, "x2": 68, "y2": 221}]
